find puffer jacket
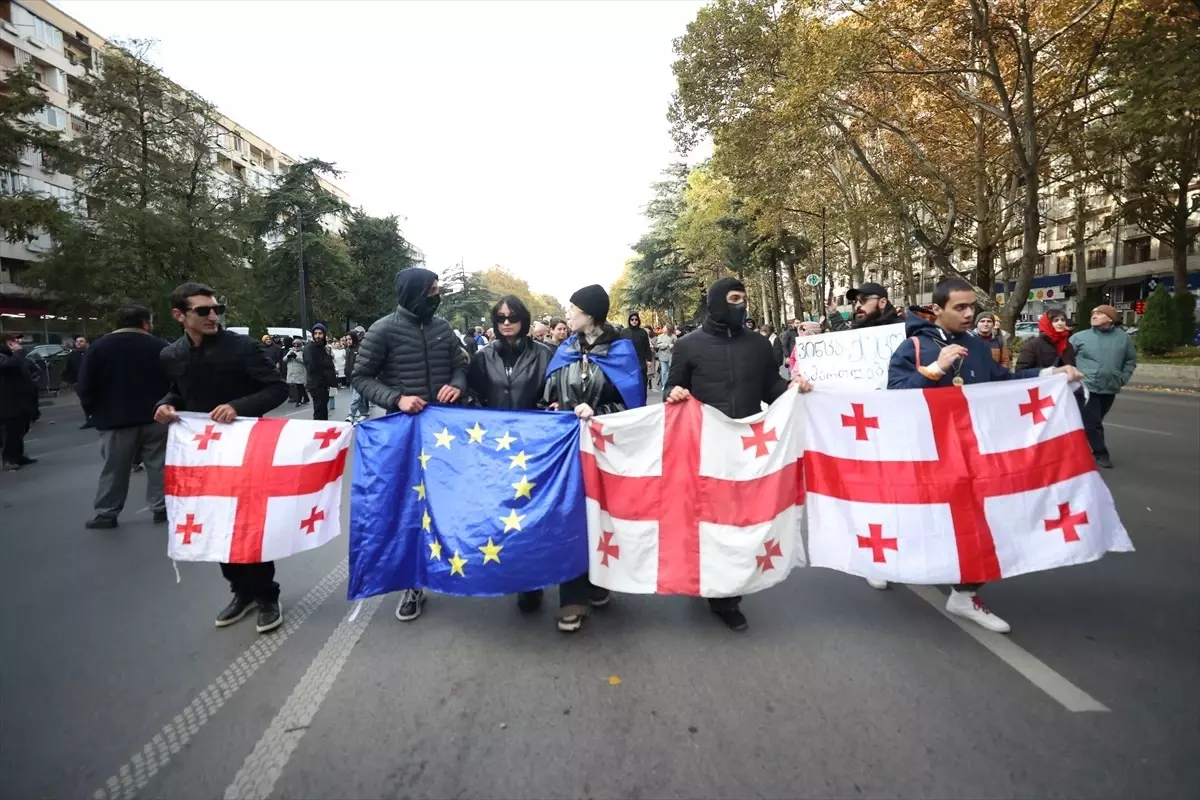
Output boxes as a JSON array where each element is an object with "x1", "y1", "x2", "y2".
[
  {"x1": 1069, "y1": 326, "x2": 1137, "y2": 394},
  {"x1": 351, "y1": 268, "x2": 469, "y2": 410},
  {"x1": 283, "y1": 350, "x2": 307, "y2": 384},
  {"x1": 667, "y1": 318, "x2": 788, "y2": 419},
  {"x1": 544, "y1": 328, "x2": 628, "y2": 415},
  {"x1": 467, "y1": 336, "x2": 553, "y2": 410}
]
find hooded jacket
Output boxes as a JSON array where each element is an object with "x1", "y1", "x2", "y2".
[
  {"x1": 888, "y1": 307, "x2": 1040, "y2": 389},
  {"x1": 303, "y1": 327, "x2": 337, "y2": 390},
  {"x1": 619, "y1": 313, "x2": 652, "y2": 370},
  {"x1": 667, "y1": 278, "x2": 788, "y2": 418},
  {"x1": 351, "y1": 267, "x2": 469, "y2": 410}
]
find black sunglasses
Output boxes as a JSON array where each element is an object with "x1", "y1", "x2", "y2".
[
  {"x1": 495, "y1": 314, "x2": 521, "y2": 324},
  {"x1": 188, "y1": 304, "x2": 226, "y2": 317}
]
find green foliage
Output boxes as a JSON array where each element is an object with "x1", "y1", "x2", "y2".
[
  {"x1": 343, "y1": 211, "x2": 419, "y2": 325},
  {"x1": 1170, "y1": 291, "x2": 1197, "y2": 346},
  {"x1": 0, "y1": 64, "x2": 74, "y2": 243},
  {"x1": 477, "y1": 266, "x2": 565, "y2": 320},
  {"x1": 1136, "y1": 285, "x2": 1178, "y2": 356},
  {"x1": 439, "y1": 263, "x2": 495, "y2": 332},
  {"x1": 1075, "y1": 290, "x2": 1101, "y2": 331}
]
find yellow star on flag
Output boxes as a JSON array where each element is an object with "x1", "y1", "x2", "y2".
[
  {"x1": 499, "y1": 508, "x2": 526, "y2": 533},
  {"x1": 478, "y1": 537, "x2": 503, "y2": 564},
  {"x1": 512, "y1": 475, "x2": 535, "y2": 500},
  {"x1": 422, "y1": 509, "x2": 432, "y2": 532},
  {"x1": 412, "y1": 482, "x2": 426, "y2": 500},
  {"x1": 494, "y1": 431, "x2": 517, "y2": 451},
  {"x1": 434, "y1": 427, "x2": 455, "y2": 449},
  {"x1": 429, "y1": 538, "x2": 442, "y2": 561},
  {"x1": 449, "y1": 550, "x2": 467, "y2": 577},
  {"x1": 509, "y1": 450, "x2": 530, "y2": 470},
  {"x1": 419, "y1": 450, "x2": 431, "y2": 470},
  {"x1": 466, "y1": 421, "x2": 487, "y2": 444}
]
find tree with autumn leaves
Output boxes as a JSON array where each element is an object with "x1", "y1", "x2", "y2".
[{"x1": 654, "y1": 0, "x2": 1197, "y2": 333}]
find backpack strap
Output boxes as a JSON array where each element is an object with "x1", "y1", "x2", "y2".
[{"x1": 912, "y1": 335, "x2": 944, "y2": 383}]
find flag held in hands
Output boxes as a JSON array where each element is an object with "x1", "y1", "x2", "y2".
[
  {"x1": 583, "y1": 388, "x2": 807, "y2": 597},
  {"x1": 165, "y1": 413, "x2": 351, "y2": 563},
  {"x1": 348, "y1": 406, "x2": 589, "y2": 601},
  {"x1": 804, "y1": 375, "x2": 1133, "y2": 583}
]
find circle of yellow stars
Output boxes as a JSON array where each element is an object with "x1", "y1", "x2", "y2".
[{"x1": 419, "y1": 420, "x2": 540, "y2": 578}]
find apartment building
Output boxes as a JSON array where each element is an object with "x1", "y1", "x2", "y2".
[{"x1": 0, "y1": 0, "x2": 349, "y2": 340}]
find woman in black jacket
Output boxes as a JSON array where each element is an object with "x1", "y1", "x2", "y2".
[
  {"x1": 467, "y1": 295, "x2": 554, "y2": 615},
  {"x1": 1017, "y1": 309, "x2": 1084, "y2": 413}
]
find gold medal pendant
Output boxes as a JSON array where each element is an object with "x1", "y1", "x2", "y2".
[{"x1": 952, "y1": 376, "x2": 965, "y2": 387}]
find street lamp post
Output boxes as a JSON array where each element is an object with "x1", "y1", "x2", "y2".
[{"x1": 296, "y1": 209, "x2": 310, "y2": 335}]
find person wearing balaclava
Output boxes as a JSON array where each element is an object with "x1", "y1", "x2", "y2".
[
  {"x1": 351, "y1": 267, "x2": 470, "y2": 624},
  {"x1": 543, "y1": 282, "x2": 645, "y2": 633},
  {"x1": 665, "y1": 277, "x2": 812, "y2": 632}
]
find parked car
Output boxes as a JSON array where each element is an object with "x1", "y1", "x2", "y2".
[
  {"x1": 24, "y1": 344, "x2": 71, "y2": 395},
  {"x1": 1013, "y1": 321, "x2": 1039, "y2": 340}
]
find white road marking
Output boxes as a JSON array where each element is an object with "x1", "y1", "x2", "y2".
[
  {"x1": 906, "y1": 585, "x2": 1109, "y2": 713},
  {"x1": 90, "y1": 562, "x2": 349, "y2": 800},
  {"x1": 1106, "y1": 423, "x2": 1173, "y2": 436},
  {"x1": 30, "y1": 440, "x2": 98, "y2": 458},
  {"x1": 223, "y1": 597, "x2": 383, "y2": 799}
]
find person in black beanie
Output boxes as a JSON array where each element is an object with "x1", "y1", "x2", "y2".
[{"x1": 666, "y1": 276, "x2": 812, "y2": 632}]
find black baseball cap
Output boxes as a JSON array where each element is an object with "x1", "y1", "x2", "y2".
[{"x1": 845, "y1": 282, "x2": 888, "y2": 302}]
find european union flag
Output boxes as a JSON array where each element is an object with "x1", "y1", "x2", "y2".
[{"x1": 348, "y1": 406, "x2": 588, "y2": 600}]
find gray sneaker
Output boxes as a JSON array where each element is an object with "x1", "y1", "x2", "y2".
[{"x1": 395, "y1": 588, "x2": 426, "y2": 621}]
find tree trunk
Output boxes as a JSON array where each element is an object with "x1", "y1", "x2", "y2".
[
  {"x1": 899, "y1": 220, "x2": 915, "y2": 307},
  {"x1": 1073, "y1": 191, "x2": 1088, "y2": 308},
  {"x1": 1173, "y1": 170, "x2": 1191, "y2": 290},
  {"x1": 769, "y1": 261, "x2": 782, "y2": 325},
  {"x1": 782, "y1": 258, "x2": 803, "y2": 320},
  {"x1": 1002, "y1": 170, "x2": 1040, "y2": 333}
]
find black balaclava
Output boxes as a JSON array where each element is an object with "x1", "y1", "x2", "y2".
[
  {"x1": 395, "y1": 267, "x2": 440, "y2": 322},
  {"x1": 705, "y1": 277, "x2": 747, "y2": 336}
]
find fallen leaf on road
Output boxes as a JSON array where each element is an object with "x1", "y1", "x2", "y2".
[{"x1": 608, "y1": 675, "x2": 621, "y2": 686}]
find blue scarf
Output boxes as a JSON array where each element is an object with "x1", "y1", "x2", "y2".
[{"x1": 545, "y1": 335, "x2": 646, "y2": 409}]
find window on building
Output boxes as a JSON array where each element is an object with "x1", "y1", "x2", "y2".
[
  {"x1": 1055, "y1": 220, "x2": 1069, "y2": 240},
  {"x1": 0, "y1": 258, "x2": 25, "y2": 286},
  {"x1": 1056, "y1": 254, "x2": 1073, "y2": 273},
  {"x1": 1034, "y1": 257, "x2": 1047, "y2": 277},
  {"x1": 1159, "y1": 239, "x2": 1173, "y2": 260},
  {"x1": 1056, "y1": 183, "x2": 1070, "y2": 199},
  {"x1": 0, "y1": 171, "x2": 32, "y2": 195},
  {"x1": 11, "y1": 4, "x2": 64, "y2": 51},
  {"x1": 1086, "y1": 249, "x2": 1108, "y2": 270},
  {"x1": 1123, "y1": 236, "x2": 1152, "y2": 264},
  {"x1": 0, "y1": 43, "x2": 16, "y2": 69}
]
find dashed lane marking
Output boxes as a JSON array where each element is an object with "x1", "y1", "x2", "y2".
[
  {"x1": 90, "y1": 561, "x2": 349, "y2": 800},
  {"x1": 906, "y1": 585, "x2": 1110, "y2": 713},
  {"x1": 1106, "y1": 422, "x2": 1172, "y2": 436},
  {"x1": 223, "y1": 597, "x2": 383, "y2": 799}
]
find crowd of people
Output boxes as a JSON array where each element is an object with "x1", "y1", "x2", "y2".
[{"x1": 0, "y1": 269, "x2": 1144, "y2": 640}]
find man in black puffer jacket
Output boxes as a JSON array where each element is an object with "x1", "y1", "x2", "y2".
[
  {"x1": 665, "y1": 277, "x2": 811, "y2": 633},
  {"x1": 352, "y1": 267, "x2": 469, "y2": 623}
]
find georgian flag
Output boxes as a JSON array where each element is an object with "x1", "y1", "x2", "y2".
[
  {"x1": 804, "y1": 375, "x2": 1133, "y2": 583},
  {"x1": 164, "y1": 413, "x2": 351, "y2": 563},
  {"x1": 583, "y1": 388, "x2": 806, "y2": 597}
]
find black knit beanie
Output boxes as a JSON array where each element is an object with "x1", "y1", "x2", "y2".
[{"x1": 569, "y1": 284, "x2": 610, "y2": 323}]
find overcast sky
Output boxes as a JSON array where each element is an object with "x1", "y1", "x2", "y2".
[{"x1": 56, "y1": 0, "x2": 708, "y2": 304}]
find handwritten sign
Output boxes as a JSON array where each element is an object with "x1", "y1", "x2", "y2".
[{"x1": 791, "y1": 323, "x2": 906, "y2": 390}]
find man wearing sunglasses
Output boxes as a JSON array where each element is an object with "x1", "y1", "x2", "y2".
[
  {"x1": 826, "y1": 281, "x2": 901, "y2": 332},
  {"x1": 154, "y1": 282, "x2": 290, "y2": 634}
]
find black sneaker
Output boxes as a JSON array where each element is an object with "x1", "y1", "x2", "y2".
[
  {"x1": 395, "y1": 588, "x2": 426, "y2": 621},
  {"x1": 1095, "y1": 455, "x2": 1113, "y2": 469},
  {"x1": 713, "y1": 607, "x2": 748, "y2": 632},
  {"x1": 255, "y1": 601, "x2": 283, "y2": 633},
  {"x1": 215, "y1": 596, "x2": 258, "y2": 628},
  {"x1": 588, "y1": 586, "x2": 611, "y2": 608},
  {"x1": 517, "y1": 589, "x2": 543, "y2": 613},
  {"x1": 3, "y1": 462, "x2": 21, "y2": 472},
  {"x1": 15, "y1": 456, "x2": 36, "y2": 466},
  {"x1": 152, "y1": 510, "x2": 168, "y2": 524},
  {"x1": 85, "y1": 516, "x2": 118, "y2": 530}
]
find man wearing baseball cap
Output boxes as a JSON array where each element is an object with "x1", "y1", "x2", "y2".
[{"x1": 826, "y1": 282, "x2": 900, "y2": 332}]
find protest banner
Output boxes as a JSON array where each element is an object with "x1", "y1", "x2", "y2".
[{"x1": 790, "y1": 323, "x2": 906, "y2": 390}]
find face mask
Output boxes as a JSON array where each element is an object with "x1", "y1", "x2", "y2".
[
  {"x1": 423, "y1": 293, "x2": 441, "y2": 318},
  {"x1": 726, "y1": 302, "x2": 747, "y2": 329}
]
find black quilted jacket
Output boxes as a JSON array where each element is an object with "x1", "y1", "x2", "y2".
[{"x1": 351, "y1": 307, "x2": 468, "y2": 410}]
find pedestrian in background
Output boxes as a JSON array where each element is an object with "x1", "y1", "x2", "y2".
[
  {"x1": 1070, "y1": 304, "x2": 1137, "y2": 469},
  {"x1": 304, "y1": 323, "x2": 337, "y2": 421},
  {"x1": 972, "y1": 312, "x2": 1012, "y2": 369},
  {"x1": 549, "y1": 318, "x2": 570, "y2": 346},
  {"x1": 261, "y1": 335, "x2": 283, "y2": 374},
  {"x1": 762, "y1": 323, "x2": 785, "y2": 367},
  {"x1": 155, "y1": 282, "x2": 290, "y2": 633},
  {"x1": 653, "y1": 324, "x2": 676, "y2": 391},
  {"x1": 76, "y1": 306, "x2": 171, "y2": 529},
  {"x1": 284, "y1": 340, "x2": 308, "y2": 406},
  {"x1": 0, "y1": 332, "x2": 38, "y2": 471},
  {"x1": 64, "y1": 335, "x2": 93, "y2": 429}
]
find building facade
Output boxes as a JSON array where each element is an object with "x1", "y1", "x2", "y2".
[{"x1": 0, "y1": 0, "x2": 349, "y2": 342}]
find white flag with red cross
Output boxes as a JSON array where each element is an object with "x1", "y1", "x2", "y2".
[
  {"x1": 164, "y1": 412, "x2": 351, "y2": 563},
  {"x1": 804, "y1": 375, "x2": 1132, "y2": 583},
  {"x1": 583, "y1": 387, "x2": 806, "y2": 597}
]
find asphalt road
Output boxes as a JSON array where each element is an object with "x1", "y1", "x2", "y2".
[{"x1": 1, "y1": 389, "x2": 1197, "y2": 800}]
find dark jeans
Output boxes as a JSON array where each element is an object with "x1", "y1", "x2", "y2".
[
  {"x1": 558, "y1": 572, "x2": 593, "y2": 610},
  {"x1": 708, "y1": 596, "x2": 741, "y2": 611},
  {"x1": 1, "y1": 416, "x2": 29, "y2": 463},
  {"x1": 1082, "y1": 392, "x2": 1117, "y2": 458},
  {"x1": 220, "y1": 562, "x2": 280, "y2": 602},
  {"x1": 954, "y1": 583, "x2": 983, "y2": 592},
  {"x1": 289, "y1": 384, "x2": 309, "y2": 404},
  {"x1": 310, "y1": 386, "x2": 329, "y2": 421}
]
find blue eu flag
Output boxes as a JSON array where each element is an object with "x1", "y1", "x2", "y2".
[{"x1": 348, "y1": 406, "x2": 588, "y2": 600}]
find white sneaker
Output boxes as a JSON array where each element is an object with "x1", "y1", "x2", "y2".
[
  {"x1": 866, "y1": 577, "x2": 889, "y2": 590},
  {"x1": 946, "y1": 589, "x2": 1010, "y2": 633}
]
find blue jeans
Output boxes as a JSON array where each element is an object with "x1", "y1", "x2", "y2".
[
  {"x1": 348, "y1": 387, "x2": 370, "y2": 419},
  {"x1": 658, "y1": 360, "x2": 671, "y2": 388}
]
